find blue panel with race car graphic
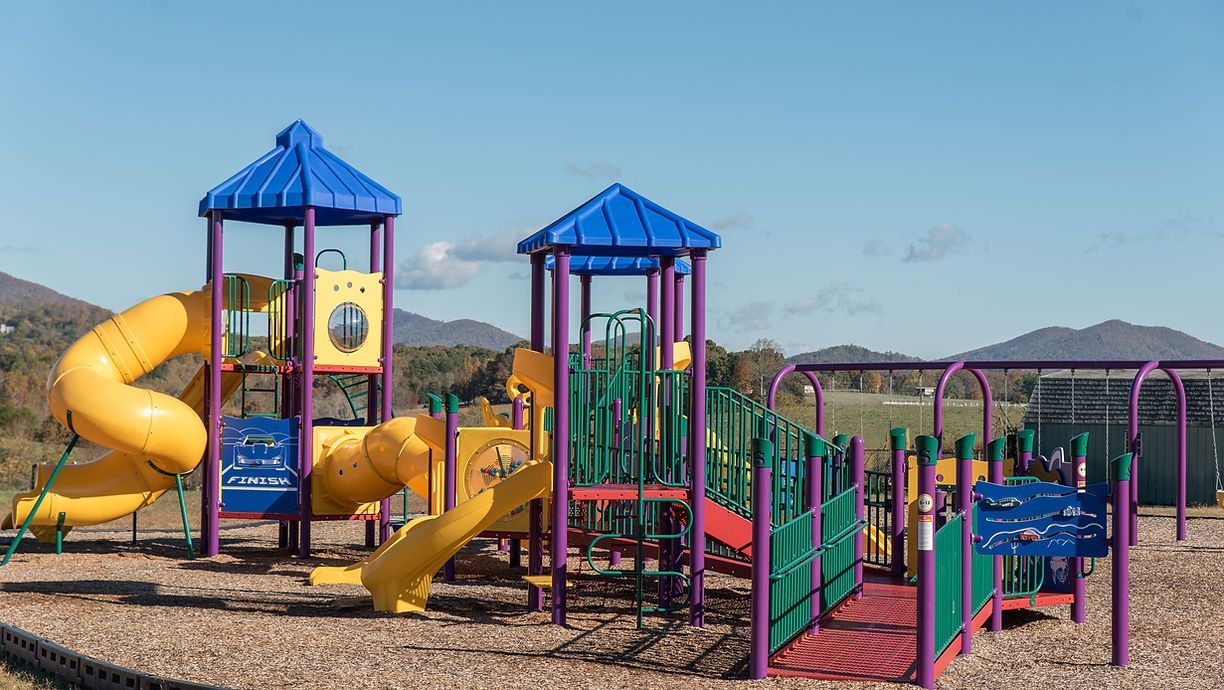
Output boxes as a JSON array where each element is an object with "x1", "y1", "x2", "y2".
[{"x1": 220, "y1": 415, "x2": 299, "y2": 516}]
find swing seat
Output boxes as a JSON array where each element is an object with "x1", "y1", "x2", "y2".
[{"x1": 1217, "y1": 490, "x2": 1224, "y2": 510}]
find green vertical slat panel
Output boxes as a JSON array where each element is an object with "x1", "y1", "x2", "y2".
[
  {"x1": 768, "y1": 510, "x2": 814, "y2": 653},
  {"x1": 933, "y1": 514, "x2": 964, "y2": 657},
  {"x1": 820, "y1": 486, "x2": 858, "y2": 612}
]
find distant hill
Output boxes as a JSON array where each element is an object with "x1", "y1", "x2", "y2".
[
  {"x1": 0, "y1": 271, "x2": 107, "y2": 311},
  {"x1": 948, "y1": 320, "x2": 1224, "y2": 361},
  {"x1": 787, "y1": 344, "x2": 919, "y2": 365},
  {"x1": 392, "y1": 309, "x2": 523, "y2": 350}
]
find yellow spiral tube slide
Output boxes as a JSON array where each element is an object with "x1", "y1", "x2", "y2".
[{"x1": 3, "y1": 289, "x2": 215, "y2": 530}]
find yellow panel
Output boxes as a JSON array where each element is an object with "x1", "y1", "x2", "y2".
[
  {"x1": 456, "y1": 427, "x2": 539, "y2": 535},
  {"x1": 313, "y1": 268, "x2": 384, "y2": 368}
]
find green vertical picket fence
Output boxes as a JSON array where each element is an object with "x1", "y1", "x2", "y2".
[{"x1": 933, "y1": 515, "x2": 964, "y2": 657}]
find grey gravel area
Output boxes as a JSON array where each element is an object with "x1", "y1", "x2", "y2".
[{"x1": 1, "y1": 513, "x2": 1221, "y2": 689}]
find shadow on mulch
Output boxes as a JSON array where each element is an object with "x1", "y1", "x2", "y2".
[
  {"x1": 999, "y1": 607, "x2": 1060, "y2": 629},
  {"x1": 390, "y1": 610, "x2": 751, "y2": 680}
]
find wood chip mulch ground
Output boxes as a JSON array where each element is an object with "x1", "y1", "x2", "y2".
[{"x1": 1, "y1": 512, "x2": 1221, "y2": 689}]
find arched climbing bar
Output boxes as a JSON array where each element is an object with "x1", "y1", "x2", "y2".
[{"x1": 767, "y1": 363, "x2": 826, "y2": 436}]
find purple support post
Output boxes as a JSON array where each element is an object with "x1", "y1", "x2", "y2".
[
  {"x1": 689, "y1": 250, "x2": 708, "y2": 627},
  {"x1": 509, "y1": 397, "x2": 524, "y2": 568},
  {"x1": 280, "y1": 222, "x2": 296, "y2": 550},
  {"x1": 646, "y1": 269, "x2": 659, "y2": 340},
  {"x1": 954, "y1": 433, "x2": 975, "y2": 655},
  {"x1": 443, "y1": 394, "x2": 459, "y2": 581},
  {"x1": 673, "y1": 274, "x2": 685, "y2": 341},
  {"x1": 806, "y1": 433, "x2": 825, "y2": 631},
  {"x1": 889, "y1": 428, "x2": 907, "y2": 579},
  {"x1": 915, "y1": 435, "x2": 938, "y2": 690},
  {"x1": 527, "y1": 253, "x2": 545, "y2": 612},
  {"x1": 1111, "y1": 452, "x2": 1134, "y2": 666},
  {"x1": 749, "y1": 437, "x2": 773, "y2": 680},
  {"x1": 986, "y1": 436, "x2": 1005, "y2": 632},
  {"x1": 550, "y1": 248, "x2": 571, "y2": 625},
  {"x1": 299, "y1": 207, "x2": 317, "y2": 558},
  {"x1": 658, "y1": 257, "x2": 676, "y2": 608},
  {"x1": 1126, "y1": 361, "x2": 1159, "y2": 547},
  {"x1": 367, "y1": 219, "x2": 385, "y2": 548},
  {"x1": 379, "y1": 215, "x2": 396, "y2": 543},
  {"x1": 851, "y1": 435, "x2": 866, "y2": 601},
  {"x1": 202, "y1": 211, "x2": 223, "y2": 557},
  {"x1": 579, "y1": 275, "x2": 592, "y2": 366},
  {"x1": 1070, "y1": 433, "x2": 1088, "y2": 624}
]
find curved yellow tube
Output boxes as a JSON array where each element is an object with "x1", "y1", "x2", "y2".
[{"x1": 5, "y1": 289, "x2": 214, "y2": 529}]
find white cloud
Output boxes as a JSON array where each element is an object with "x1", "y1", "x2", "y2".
[
  {"x1": 710, "y1": 212, "x2": 755, "y2": 232},
  {"x1": 452, "y1": 228, "x2": 524, "y2": 263},
  {"x1": 785, "y1": 283, "x2": 883, "y2": 317},
  {"x1": 903, "y1": 222, "x2": 969, "y2": 263},
  {"x1": 565, "y1": 163, "x2": 621, "y2": 179},
  {"x1": 722, "y1": 300, "x2": 775, "y2": 332},
  {"x1": 862, "y1": 238, "x2": 891, "y2": 257},
  {"x1": 396, "y1": 242, "x2": 481, "y2": 290}
]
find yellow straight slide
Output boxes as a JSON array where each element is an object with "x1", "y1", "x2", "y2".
[{"x1": 320, "y1": 460, "x2": 552, "y2": 613}]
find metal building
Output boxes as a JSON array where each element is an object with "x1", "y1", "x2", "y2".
[{"x1": 1023, "y1": 369, "x2": 1224, "y2": 505}]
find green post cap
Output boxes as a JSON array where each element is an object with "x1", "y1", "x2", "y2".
[
  {"x1": 889, "y1": 427, "x2": 907, "y2": 451},
  {"x1": 915, "y1": 435, "x2": 939, "y2": 466},
  {"x1": 986, "y1": 436, "x2": 1006, "y2": 463},
  {"x1": 752, "y1": 437, "x2": 774, "y2": 468},
  {"x1": 804, "y1": 431, "x2": 827, "y2": 459},
  {"x1": 1016, "y1": 429, "x2": 1035, "y2": 453},
  {"x1": 427, "y1": 394, "x2": 443, "y2": 415},
  {"x1": 1069, "y1": 432, "x2": 1089, "y2": 458},
  {"x1": 954, "y1": 433, "x2": 976, "y2": 460},
  {"x1": 445, "y1": 393, "x2": 460, "y2": 413},
  {"x1": 1110, "y1": 452, "x2": 1134, "y2": 481},
  {"x1": 832, "y1": 433, "x2": 849, "y2": 454}
]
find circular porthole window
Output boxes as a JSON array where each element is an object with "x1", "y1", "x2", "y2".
[{"x1": 327, "y1": 302, "x2": 369, "y2": 353}]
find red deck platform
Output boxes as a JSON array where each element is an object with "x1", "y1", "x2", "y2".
[{"x1": 770, "y1": 573, "x2": 1070, "y2": 683}]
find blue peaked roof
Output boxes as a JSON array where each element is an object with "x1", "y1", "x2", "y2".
[
  {"x1": 545, "y1": 255, "x2": 691, "y2": 276},
  {"x1": 198, "y1": 120, "x2": 402, "y2": 226},
  {"x1": 517, "y1": 183, "x2": 721, "y2": 257}
]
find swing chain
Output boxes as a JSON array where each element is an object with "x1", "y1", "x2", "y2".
[{"x1": 1208, "y1": 369, "x2": 1221, "y2": 492}]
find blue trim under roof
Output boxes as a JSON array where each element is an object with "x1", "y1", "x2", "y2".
[
  {"x1": 545, "y1": 255, "x2": 691, "y2": 276},
  {"x1": 517, "y1": 183, "x2": 720, "y2": 257},
  {"x1": 198, "y1": 120, "x2": 402, "y2": 226}
]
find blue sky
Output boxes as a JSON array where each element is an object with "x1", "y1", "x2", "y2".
[{"x1": 1, "y1": 2, "x2": 1221, "y2": 357}]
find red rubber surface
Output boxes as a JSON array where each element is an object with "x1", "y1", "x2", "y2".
[{"x1": 770, "y1": 574, "x2": 918, "y2": 683}]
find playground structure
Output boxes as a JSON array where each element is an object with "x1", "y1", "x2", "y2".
[{"x1": 0, "y1": 120, "x2": 1215, "y2": 688}]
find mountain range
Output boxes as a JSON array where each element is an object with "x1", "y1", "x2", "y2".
[
  {"x1": 789, "y1": 320, "x2": 1224, "y2": 364},
  {"x1": 4, "y1": 272, "x2": 1221, "y2": 360}
]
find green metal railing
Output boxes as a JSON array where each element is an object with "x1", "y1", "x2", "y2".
[
  {"x1": 706, "y1": 386, "x2": 809, "y2": 524},
  {"x1": 267, "y1": 279, "x2": 294, "y2": 362},
  {"x1": 863, "y1": 469, "x2": 891, "y2": 569},
  {"x1": 1001, "y1": 476, "x2": 1044, "y2": 598},
  {"x1": 933, "y1": 514, "x2": 964, "y2": 657},
  {"x1": 820, "y1": 486, "x2": 860, "y2": 612},
  {"x1": 223, "y1": 274, "x2": 252, "y2": 358},
  {"x1": 769, "y1": 509, "x2": 814, "y2": 653}
]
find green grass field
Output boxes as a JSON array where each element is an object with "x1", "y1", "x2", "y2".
[{"x1": 774, "y1": 391, "x2": 1027, "y2": 469}]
